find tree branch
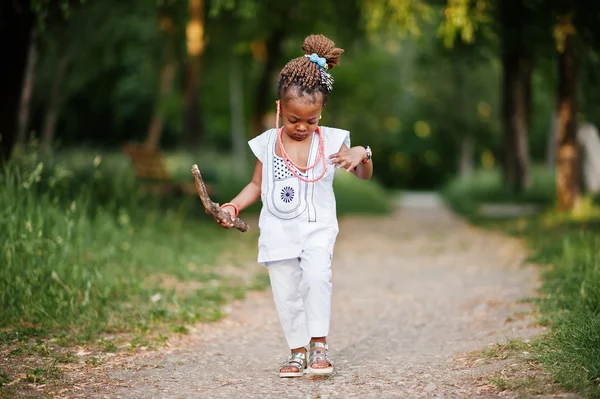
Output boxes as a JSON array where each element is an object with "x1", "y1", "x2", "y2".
[{"x1": 191, "y1": 164, "x2": 249, "y2": 232}]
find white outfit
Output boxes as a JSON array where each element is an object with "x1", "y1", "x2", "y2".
[
  {"x1": 266, "y1": 247, "x2": 332, "y2": 349},
  {"x1": 248, "y1": 126, "x2": 350, "y2": 349}
]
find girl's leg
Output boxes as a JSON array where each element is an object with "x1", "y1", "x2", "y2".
[
  {"x1": 299, "y1": 247, "x2": 333, "y2": 369},
  {"x1": 266, "y1": 258, "x2": 310, "y2": 373}
]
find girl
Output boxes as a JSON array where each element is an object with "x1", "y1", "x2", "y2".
[{"x1": 216, "y1": 34, "x2": 373, "y2": 377}]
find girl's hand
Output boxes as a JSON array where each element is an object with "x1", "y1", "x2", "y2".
[
  {"x1": 212, "y1": 205, "x2": 236, "y2": 228},
  {"x1": 329, "y1": 146, "x2": 367, "y2": 172}
]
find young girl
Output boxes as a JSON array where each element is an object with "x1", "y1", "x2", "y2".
[{"x1": 216, "y1": 34, "x2": 373, "y2": 377}]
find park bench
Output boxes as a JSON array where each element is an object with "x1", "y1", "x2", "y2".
[{"x1": 122, "y1": 142, "x2": 214, "y2": 197}]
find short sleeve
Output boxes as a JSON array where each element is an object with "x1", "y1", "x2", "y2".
[
  {"x1": 248, "y1": 129, "x2": 272, "y2": 164},
  {"x1": 323, "y1": 126, "x2": 351, "y2": 154},
  {"x1": 343, "y1": 131, "x2": 351, "y2": 148}
]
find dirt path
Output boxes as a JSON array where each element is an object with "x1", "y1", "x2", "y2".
[{"x1": 70, "y1": 193, "x2": 548, "y2": 398}]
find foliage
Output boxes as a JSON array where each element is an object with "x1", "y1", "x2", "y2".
[
  {"x1": 30, "y1": 0, "x2": 86, "y2": 31},
  {"x1": 438, "y1": 0, "x2": 493, "y2": 47},
  {"x1": 442, "y1": 166, "x2": 556, "y2": 218},
  {"x1": 362, "y1": 0, "x2": 435, "y2": 38},
  {"x1": 16, "y1": 0, "x2": 600, "y2": 192}
]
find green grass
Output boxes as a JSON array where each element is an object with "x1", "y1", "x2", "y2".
[
  {"x1": 1, "y1": 151, "x2": 258, "y2": 344},
  {"x1": 443, "y1": 167, "x2": 600, "y2": 398}
]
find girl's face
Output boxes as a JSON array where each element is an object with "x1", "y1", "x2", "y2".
[{"x1": 281, "y1": 96, "x2": 323, "y2": 142}]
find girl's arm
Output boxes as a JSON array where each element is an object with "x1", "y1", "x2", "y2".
[{"x1": 218, "y1": 160, "x2": 262, "y2": 228}]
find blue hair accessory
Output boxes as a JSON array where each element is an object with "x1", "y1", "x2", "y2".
[
  {"x1": 306, "y1": 53, "x2": 328, "y2": 71},
  {"x1": 304, "y1": 53, "x2": 335, "y2": 93}
]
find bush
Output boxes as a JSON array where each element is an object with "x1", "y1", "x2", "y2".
[
  {"x1": 442, "y1": 166, "x2": 556, "y2": 218},
  {"x1": 333, "y1": 170, "x2": 392, "y2": 215}
]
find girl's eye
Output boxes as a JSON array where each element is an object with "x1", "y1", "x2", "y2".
[{"x1": 288, "y1": 119, "x2": 298, "y2": 123}]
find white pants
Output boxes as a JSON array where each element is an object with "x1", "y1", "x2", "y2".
[{"x1": 266, "y1": 247, "x2": 332, "y2": 349}]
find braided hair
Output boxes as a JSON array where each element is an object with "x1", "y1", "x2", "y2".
[{"x1": 278, "y1": 34, "x2": 344, "y2": 106}]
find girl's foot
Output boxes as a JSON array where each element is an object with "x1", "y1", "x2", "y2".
[
  {"x1": 308, "y1": 341, "x2": 333, "y2": 375},
  {"x1": 279, "y1": 350, "x2": 307, "y2": 378}
]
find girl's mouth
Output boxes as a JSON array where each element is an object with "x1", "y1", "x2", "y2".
[{"x1": 290, "y1": 132, "x2": 310, "y2": 141}]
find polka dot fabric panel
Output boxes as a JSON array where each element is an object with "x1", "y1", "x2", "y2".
[{"x1": 274, "y1": 157, "x2": 306, "y2": 180}]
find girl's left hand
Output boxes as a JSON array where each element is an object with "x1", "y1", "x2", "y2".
[{"x1": 329, "y1": 146, "x2": 366, "y2": 172}]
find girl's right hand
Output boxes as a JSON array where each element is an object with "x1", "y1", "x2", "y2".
[{"x1": 214, "y1": 206, "x2": 237, "y2": 228}]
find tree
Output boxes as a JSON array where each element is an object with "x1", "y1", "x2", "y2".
[
  {"x1": 183, "y1": 0, "x2": 205, "y2": 147},
  {"x1": 16, "y1": 28, "x2": 38, "y2": 150},
  {"x1": 146, "y1": 4, "x2": 179, "y2": 148},
  {"x1": 40, "y1": 27, "x2": 73, "y2": 151},
  {"x1": 554, "y1": 1, "x2": 580, "y2": 211},
  {"x1": 2, "y1": 0, "x2": 91, "y2": 157},
  {"x1": 498, "y1": 0, "x2": 535, "y2": 192},
  {"x1": 0, "y1": 0, "x2": 34, "y2": 159}
]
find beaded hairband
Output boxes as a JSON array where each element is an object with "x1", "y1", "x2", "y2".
[{"x1": 305, "y1": 53, "x2": 335, "y2": 93}]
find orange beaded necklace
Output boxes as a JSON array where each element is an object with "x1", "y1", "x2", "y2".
[{"x1": 275, "y1": 100, "x2": 327, "y2": 183}]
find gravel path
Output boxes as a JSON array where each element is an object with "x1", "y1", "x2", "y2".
[{"x1": 80, "y1": 193, "x2": 546, "y2": 399}]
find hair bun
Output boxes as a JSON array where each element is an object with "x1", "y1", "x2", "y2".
[{"x1": 302, "y1": 34, "x2": 344, "y2": 70}]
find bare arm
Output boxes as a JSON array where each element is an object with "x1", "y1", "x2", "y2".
[
  {"x1": 228, "y1": 159, "x2": 262, "y2": 211},
  {"x1": 217, "y1": 160, "x2": 262, "y2": 228},
  {"x1": 329, "y1": 144, "x2": 373, "y2": 180}
]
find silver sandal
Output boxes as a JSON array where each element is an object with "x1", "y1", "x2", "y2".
[
  {"x1": 308, "y1": 342, "x2": 333, "y2": 375},
  {"x1": 279, "y1": 352, "x2": 307, "y2": 378}
]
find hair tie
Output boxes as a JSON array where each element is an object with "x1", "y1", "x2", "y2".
[
  {"x1": 305, "y1": 53, "x2": 328, "y2": 70},
  {"x1": 304, "y1": 53, "x2": 335, "y2": 93}
]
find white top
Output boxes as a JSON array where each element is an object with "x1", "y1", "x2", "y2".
[{"x1": 248, "y1": 126, "x2": 351, "y2": 264}]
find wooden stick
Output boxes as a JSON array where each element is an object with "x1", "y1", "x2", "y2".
[{"x1": 191, "y1": 164, "x2": 249, "y2": 232}]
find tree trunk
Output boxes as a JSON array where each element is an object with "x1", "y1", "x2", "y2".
[
  {"x1": 500, "y1": 0, "x2": 532, "y2": 192},
  {"x1": 453, "y1": 63, "x2": 473, "y2": 177},
  {"x1": 501, "y1": 54, "x2": 516, "y2": 186},
  {"x1": 184, "y1": 0, "x2": 205, "y2": 147},
  {"x1": 229, "y1": 54, "x2": 246, "y2": 169},
  {"x1": 145, "y1": 63, "x2": 176, "y2": 148},
  {"x1": 555, "y1": 14, "x2": 580, "y2": 212},
  {"x1": 514, "y1": 58, "x2": 532, "y2": 191},
  {"x1": 0, "y1": 1, "x2": 34, "y2": 160},
  {"x1": 459, "y1": 136, "x2": 474, "y2": 177},
  {"x1": 41, "y1": 48, "x2": 71, "y2": 152},
  {"x1": 501, "y1": 54, "x2": 531, "y2": 192},
  {"x1": 251, "y1": 30, "x2": 285, "y2": 137},
  {"x1": 15, "y1": 27, "x2": 37, "y2": 151},
  {"x1": 546, "y1": 110, "x2": 558, "y2": 168},
  {"x1": 145, "y1": 11, "x2": 177, "y2": 148}
]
